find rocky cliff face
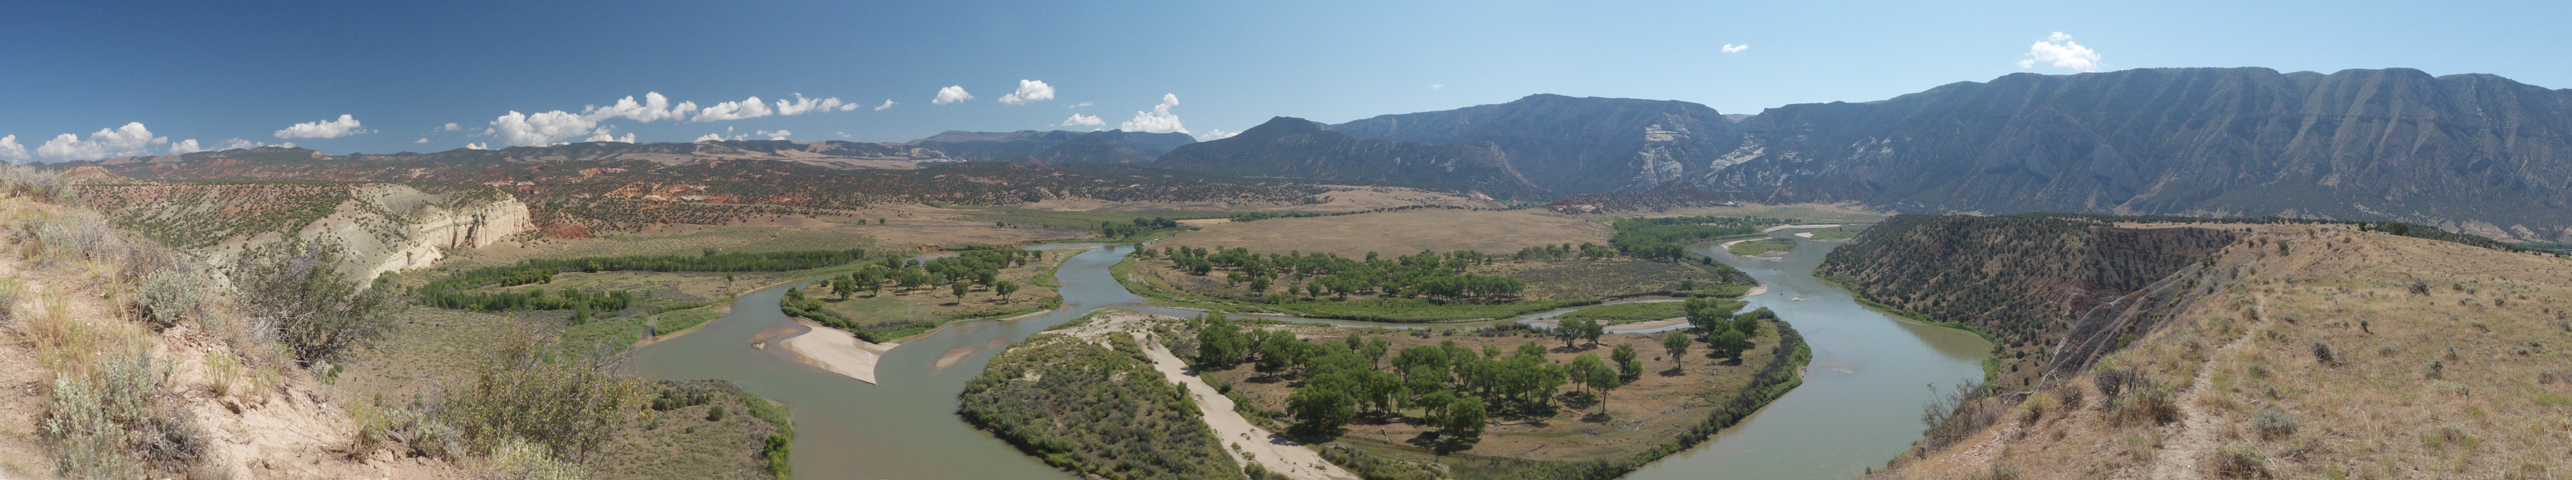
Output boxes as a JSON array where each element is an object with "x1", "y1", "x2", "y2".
[{"x1": 322, "y1": 184, "x2": 533, "y2": 281}]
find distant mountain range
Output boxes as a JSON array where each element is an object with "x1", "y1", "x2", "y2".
[
  {"x1": 51, "y1": 67, "x2": 2572, "y2": 240},
  {"x1": 1332, "y1": 93, "x2": 1742, "y2": 195},
  {"x1": 906, "y1": 129, "x2": 1195, "y2": 162},
  {"x1": 1700, "y1": 67, "x2": 2572, "y2": 242},
  {"x1": 1155, "y1": 117, "x2": 1542, "y2": 200}
]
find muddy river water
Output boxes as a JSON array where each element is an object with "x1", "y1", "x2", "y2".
[{"x1": 632, "y1": 228, "x2": 1989, "y2": 479}]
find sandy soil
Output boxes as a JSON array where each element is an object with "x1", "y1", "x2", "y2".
[
  {"x1": 1143, "y1": 335, "x2": 1358, "y2": 480},
  {"x1": 780, "y1": 319, "x2": 899, "y2": 384}
]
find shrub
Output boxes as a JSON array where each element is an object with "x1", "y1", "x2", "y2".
[
  {"x1": 706, "y1": 405, "x2": 726, "y2": 422},
  {"x1": 231, "y1": 239, "x2": 406, "y2": 365},
  {"x1": 132, "y1": 268, "x2": 207, "y2": 329},
  {"x1": 43, "y1": 346, "x2": 207, "y2": 478},
  {"x1": 2051, "y1": 382, "x2": 2086, "y2": 410},
  {"x1": 2215, "y1": 444, "x2": 2265, "y2": 478},
  {"x1": 2423, "y1": 360, "x2": 2445, "y2": 379},
  {"x1": 2309, "y1": 340, "x2": 2337, "y2": 366},
  {"x1": 2252, "y1": 408, "x2": 2297, "y2": 439},
  {"x1": 437, "y1": 329, "x2": 641, "y2": 462},
  {"x1": 0, "y1": 277, "x2": 18, "y2": 327}
]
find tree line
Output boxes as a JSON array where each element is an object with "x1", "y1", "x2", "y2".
[
  {"x1": 1144, "y1": 247, "x2": 1526, "y2": 301},
  {"x1": 417, "y1": 248, "x2": 866, "y2": 313}
]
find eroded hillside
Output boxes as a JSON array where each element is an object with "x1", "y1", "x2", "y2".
[
  {"x1": 77, "y1": 181, "x2": 532, "y2": 282},
  {"x1": 1875, "y1": 222, "x2": 2572, "y2": 479},
  {"x1": 1818, "y1": 214, "x2": 2242, "y2": 390}
]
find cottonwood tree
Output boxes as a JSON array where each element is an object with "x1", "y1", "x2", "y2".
[{"x1": 1662, "y1": 332, "x2": 1693, "y2": 372}]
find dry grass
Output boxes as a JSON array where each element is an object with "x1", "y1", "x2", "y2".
[
  {"x1": 1896, "y1": 224, "x2": 2572, "y2": 479},
  {"x1": 1158, "y1": 208, "x2": 1615, "y2": 258}
]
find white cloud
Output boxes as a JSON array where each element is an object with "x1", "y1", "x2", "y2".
[
  {"x1": 693, "y1": 96, "x2": 775, "y2": 122},
  {"x1": 1198, "y1": 128, "x2": 1238, "y2": 140},
  {"x1": 933, "y1": 85, "x2": 973, "y2": 105},
  {"x1": 838, "y1": 103, "x2": 859, "y2": 111},
  {"x1": 582, "y1": 92, "x2": 698, "y2": 123},
  {"x1": 1431, "y1": 84, "x2": 1444, "y2": 90},
  {"x1": 756, "y1": 130, "x2": 792, "y2": 140},
  {"x1": 415, "y1": 138, "x2": 429, "y2": 144},
  {"x1": 836, "y1": 132, "x2": 850, "y2": 138},
  {"x1": 584, "y1": 127, "x2": 636, "y2": 143},
  {"x1": 36, "y1": 122, "x2": 167, "y2": 160},
  {"x1": 773, "y1": 94, "x2": 844, "y2": 115},
  {"x1": 998, "y1": 80, "x2": 1055, "y2": 105},
  {"x1": 486, "y1": 110, "x2": 600, "y2": 147},
  {"x1": 1722, "y1": 44, "x2": 1749, "y2": 53},
  {"x1": 1118, "y1": 93, "x2": 1188, "y2": 134},
  {"x1": 0, "y1": 135, "x2": 29, "y2": 162},
  {"x1": 2019, "y1": 32, "x2": 2100, "y2": 71},
  {"x1": 167, "y1": 139, "x2": 205, "y2": 155},
  {"x1": 1065, "y1": 101, "x2": 1092, "y2": 108},
  {"x1": 1057, "y1": 114, "x2": 1105, "y2": 127},
  {"x1": 694, "y1": 133, "x2": 728, "y2": 143},
  {"x1": 442, "y1": 122, "x2": 462, "y2": 131},
  {"x1": 274, "y1": 114, "x2": 369, "y2": 139},
  {"x1": 465, "y1": 142, "x2": 490, "y2": 150},
  {"x1": 211, "y1": 139, "x2": 253, "y2": 151},
  {"x1": 875, "y1": 99, "x2": 897, "y2": 111}
]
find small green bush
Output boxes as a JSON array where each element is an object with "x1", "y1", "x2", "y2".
[
  {"x1": 706, "y1": 405, "x2": 726, "y2": 422},
  {"x1": 2252, "y1": 408, "x2": 2297, "y2": 439}
]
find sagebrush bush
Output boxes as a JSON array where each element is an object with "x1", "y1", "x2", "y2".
[
  {"x1": 354, "y1": 402, "x2": 464, "y2": 460},
  {"x1": 43, "y1": 346, "x2": 206, "y2": 478},
  {"x1": 132, "y1": 268, "x2": 207, "y2": 329},
  {"x1": 231, "y1": 239, "x2": 405, "y2": 364},
  {"x1": 2252, "y1": 408, "x2": 2297, "y2": 439},
  {"x1": 2309, "y1": 340, "x2": 2337, "y2": 366}
]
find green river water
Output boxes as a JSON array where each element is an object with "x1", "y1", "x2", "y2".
[{"x1": 631, "y1": 228, "x2": 1989, "y2": 479}]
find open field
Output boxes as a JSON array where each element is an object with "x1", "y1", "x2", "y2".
[
  {"x1": 1200, "y1": 319, "x2": 1794, "y2": 472},
  {"x1": 1892, "y1": 224, "x2": 2572, "y2": 479},
  {"x1": 1157, "y1": 208, "x2": 1613, "y2": 258}
]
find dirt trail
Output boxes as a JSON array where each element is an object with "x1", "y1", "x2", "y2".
[
  {"x1": 1139, "y1": 338, "x2": 1358, "y2": 480},
  {"x1": 2143, "y1": 293, "x2": 2267, "y2": 480}
]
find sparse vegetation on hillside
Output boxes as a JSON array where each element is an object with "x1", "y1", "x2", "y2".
[
  {"x1": 959, "y1": 332, "x2": 1242, "y2": 479},
  {"x1": 1880, "y1": 222, "x2": 2572, "y2": 480},
  {"x1": 1820, "y1": 214, "x2": 2242, "y2": 391}
]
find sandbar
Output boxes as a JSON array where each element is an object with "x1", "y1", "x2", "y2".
[{"x1": 781, "y1": 318, "x2": 899, "y2": 384}]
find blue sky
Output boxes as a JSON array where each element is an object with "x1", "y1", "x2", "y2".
[{"x1": 4, "y1": 0, "x2": 2566, "y2": 162}]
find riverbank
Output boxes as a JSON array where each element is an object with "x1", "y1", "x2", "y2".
[{"x1": 780, "y1": 318, "x2": 899, "y2": 384}]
